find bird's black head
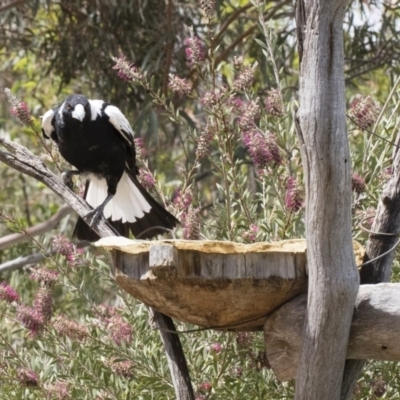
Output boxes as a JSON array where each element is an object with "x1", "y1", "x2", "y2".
[{"x1": 60, "y1": 94, "x2": 91, "y2": 124}]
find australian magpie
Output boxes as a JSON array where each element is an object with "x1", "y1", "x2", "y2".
[{"x1": 41, "y1": 93, "x2": 179, "y2": 241}]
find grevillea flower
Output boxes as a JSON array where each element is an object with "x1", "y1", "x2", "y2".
[
  {"x1": 0, "y1": 281, "x2": 19, "y2": 303},
  {"x1": 53, "y1": 315, "x2": 89, "y2": 342},
  {"x1": 168, "y1": 74, "x2": 192, "y2": 97},
  {"x1": 196, "y1": 127, "x2": 213, "y2": 159},
  {"x1": 210, "y1": 342, "x2": 222, "y2": 353},
  {"x1": 109, "y1": 359, "x2": 135, "y2": 379},
  {"x1": 139, "y1": 169, "x2": 156, "y2": 190},
  {"x1": 105, "y1": 314, "x2": 133, "y2": 345},
  {"x1": 4, "y1": 88, "x2": 33, "y2": 126},
  {"x1": 183, "y1": 206, "x2": 201, "y2": 240},
  {"x1": 233, "y1": 64, "x2": 256, "y2": 91},
  {"x1": 30, "y1": 268, "x2": 59, "y2": 287},
  {"x1": 34, "y1": 287, "x2": 53, "y2": 323},
  {"x1": 237, "y1": 100, "x2": 260, "y2": 130},
  {"x1": 242, "y1": 224, "x2": 258, "y2": 242},
  {"x1": 285, "y1": 176, "x2": 304, "y2": 212},
  {"x1": 198, "y1": 382, "x2": 212, "y2": 391},
  {"x1": 112, "y1": 55, "x2": 144, "y2": 83},
  {"x1": 349, "y1": 95, "x2": 379, "y2": 130},
  {"x1": 173, "y1": 189, "x2": 193, "y2": 212},
  {"x1": 242, "y1": 130, "x2": 281, "y2": 169},
  {"x1": 134, "y1": 138, "x2": 147, "y2": 160},
  {"x1": 17, "y1": 368, "x2": 39, "y2": 387},
  {"x1": 184, "y1": 34, "x2": 205, "y2": 66},
  {"x1": 18, "y1": 305, "x2": 44, "y2": 336},
  {"x1": 265, "y1": 88, "x2": 284, "y2": 116},
  {"x1": 235, "y1": 331, "x2": 252, "y2": 348},
  {"x1": 352, "y1": 172, "x2": 366, "y2": 193},
  {"x1": 52, "y1": 236, "x2": 84, "y2": 266},
  {"x1": 200, "y1": 87, "x2": 226, "y2": 108},
  {"x1": 46, "y1": 381, "x2": 69, "y2": 399}
]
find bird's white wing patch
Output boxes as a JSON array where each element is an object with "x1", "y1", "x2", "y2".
[
  {"x1": 41, "y1": 109, "x2": 55, "y2": 139},
  {"x1": 89, "y1": 99, "x2": 104, "y2": 120},
  {"x1": 86, "y1": 172, "x2": 151, "y2": 223},
  {"x1": 103, "y1": 105, "x2": 134, "y2": 144}
]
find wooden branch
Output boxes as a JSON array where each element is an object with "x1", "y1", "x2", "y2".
[
  {"x1": 0, "y1": 205, "x2": 73, "y2": 251},
  {"x1": 294, "y1": 2, "x2": 359, "y2": 399},
  {"x1": 0, "y1": 137, "x2": 116, "y2": 238},
  {"x1": 0, "y1": 137, "x2": 195, "y2": 399},
  {"x1": 150, "y1": 310, "x2": 195, "y2": 400},
  {"x1": 265, "y1": 284, "x2": 400, "y2": 381},
  {"x1": 0, "y1": 0, "x2": 25, "y2": 13}
]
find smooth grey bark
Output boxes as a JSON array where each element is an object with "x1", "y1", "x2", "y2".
[{"x1": 294, "y1": 1, "x2": 359, "y2": 399}]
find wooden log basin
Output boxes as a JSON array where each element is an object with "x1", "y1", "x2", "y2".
[{"x1": 96, "y1": 237, "x2": 365, "y2": 331}]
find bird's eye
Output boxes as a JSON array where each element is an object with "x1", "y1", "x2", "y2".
[{"x1": 66, "y1": 104, "x2": 73, "y2": 111}]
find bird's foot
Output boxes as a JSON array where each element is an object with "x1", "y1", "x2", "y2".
[
  {"x1": 61, "y1": 170, "x2": 79, "y2": 189},
  {"x1": 83, "y1": 208, "x2": 104, "y2": 227}
]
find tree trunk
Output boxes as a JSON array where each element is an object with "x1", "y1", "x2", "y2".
[{"x1": 294, "y1": 1, "x2": 359, "y2": 399}]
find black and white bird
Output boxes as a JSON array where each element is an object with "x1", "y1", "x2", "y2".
[{"x1": 41, "y1": 94, "x2": 179, "y2": 241}]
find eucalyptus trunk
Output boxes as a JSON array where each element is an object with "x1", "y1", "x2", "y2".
[{"x1": 295, "y1": 1, "x2": 360, "y2": 399}]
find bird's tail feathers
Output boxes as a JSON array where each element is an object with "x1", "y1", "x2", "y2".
[{"x1": 73, "y1": 172, "x2": 179, "y2": 241}]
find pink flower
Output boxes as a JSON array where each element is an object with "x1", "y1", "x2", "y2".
[
  {"x1": 265, "y1": 88, "x2": 283, "y2": 116},
  {"x1": 0, "y1": 281, "x2": 19, "y2": 303},
  {"x1": 198, "y1": 381, "x2": 212, "y2": 391},
  {"x1": 184, "y1": 35, "x2": 205, "y2": 66},
  {"x1": 17, "y1": 368, "x2": 39, "y2": 387},
  {"x1": 183, "y1": 206, "x2": 201, "y2": 240},
  {"x1": 233, "y1": 65, "x2": 255, "y2": 91},
  {"x1": 237, "y1": 100, "x2": 260, "y2": 130},
  {"x1": 46, "y1": 381, "x2": 69, "y2": 399},
  {"x1": 30, "y1": 268, "x2": 59, "y2": 287},
  {"x1": 34, "y1": 287, "x2": 53, "y2": 323},
  {"x1": 196, "y1": 128, "x2": 213, "y2": 159},
  {"x1": 4, "y1": 88, "x2": 32, "y2": 126},
  {"x1": 242, "y1": 224, "x2": 258, "y2": 242},
  {"x1": 18, "y1": 305, "x2": 45, "y2": 336},
  {"x1": 139, "y1": 170, "x2": 156, "y2": 190},
  {"x1": 285, "y1": 176, "x2": 304, "y2": 212},
  {"x1": 210, "y1": 342, "x2": 222, "y2": 353},
  {"x1": 53, "y1": 315, "x2": 89, "y2": 342},
  {"x1": 105, "y1": 314, "x2": 133, "y2": 345},
  {"x1": 242, "y1": 130, "x2": 281, "y2": 168},
  {"x1": 168, "y1": 74, "x2": 192, "y2": 97},
  {"x1": 173, "y1": 189, "x2": 193, "y2": 212},
  {"x1": 349, "y1": 95, "x2": 379, "y2": 130},
  {"x1": 52, "y1": 236, "x2": 84, "y2": 266},
  {"x1": 352, "y1": 172, "x2": 366, "y2": 193},
  {"x1": 134, "y1": 138, "x2": 147, "y2": 160},
  {"x1": 112, "y1": 55, "x2": 144, "y2": 83}
]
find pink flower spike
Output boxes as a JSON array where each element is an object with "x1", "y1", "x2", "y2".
[{"x1": 0, "y1": 281, "x2": 19, "y2": 303}]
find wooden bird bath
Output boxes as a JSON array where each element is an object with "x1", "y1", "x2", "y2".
[{"x1": 96, "y1": 237, "x2": 365, "y2": 331}]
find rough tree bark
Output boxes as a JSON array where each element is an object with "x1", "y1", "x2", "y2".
[{"x1": 294, "y1": 1, "x2": 359, "y2": 399}]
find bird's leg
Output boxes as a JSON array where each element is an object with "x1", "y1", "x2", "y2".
[
  {"x1": 61, "y1": 170, "x2": 81, "y2": 189},
  {"x1": 84, "y1": 194, "x2": 114, "y2": 227},
  {"x1": 84, "y1": 175, "x2": 119, "y2": 227}
]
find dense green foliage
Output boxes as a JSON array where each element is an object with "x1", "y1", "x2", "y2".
[{"x1": 0, "y1": 0, "x2": 400, "y2": 399}]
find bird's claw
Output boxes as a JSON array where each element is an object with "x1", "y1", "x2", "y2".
[
  {"x1": 61, "y1": 171, "x2": 74, "y2": 189},
  {"x1": 84, "y1": 208, "x2": 103, "y2": 227}
]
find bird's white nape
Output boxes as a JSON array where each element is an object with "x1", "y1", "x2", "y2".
[
  {"x1": 89, "y1": 99, "x2": 104, "y2": 121},
  {"x1": 85, "y1": 173, "x2": 152, "y2": 223},
  {"x1": 72, "y1": 104, "x2": 85, "y2": 121}
]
